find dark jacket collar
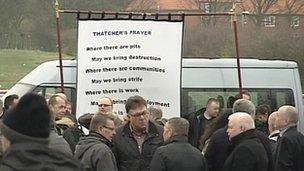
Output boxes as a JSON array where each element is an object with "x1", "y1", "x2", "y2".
[
  {"x1": 88, "y1": 131, "x2": 112, "y2": 147},
  {"x1": 195, "y1": 108, "x2": 206, "y2": 118},
  {"x1": 282, "y1": 125, "x2": 297, "y2": 136},
  {"x1": 165, "y1": 135, "x2": 188, "y2": 145},
  {"x1": 122, "y1": 121, "x2": 160, "y2": 138},
  {"x1": 230, "y1": 129, "x2": 256, "y2": 145},
  {"x1": 286, "y1": 125, "x2": 297, "y2": 132}
]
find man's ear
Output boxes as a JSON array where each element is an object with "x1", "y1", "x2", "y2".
[
  {"x1": 240, "y1": 125, "x2": 245, "y2": 132},
  {"x1": 49, "y1": 105, "x2": 54, "y2": 111},
  {"x1": 168, "y1": 127, "x2": 174, "y2": 137},
  {"x1": 285, "y1": 117, "x2": 291, "y2": 125},
  {"x1": 98, "y1": 126, "x2": 104, "y2": 133},
  {"x1": 2, "y1": 136, "x2": 11, "y2": 152}
]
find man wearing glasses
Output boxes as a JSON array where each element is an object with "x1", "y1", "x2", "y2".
[
  {"x1": 75, "y1": 114, "x2": 118, "y2": 171},
  {"x1": 79, "y1": 97, "x2": 123, "y2": 129},
  {"x1": 113, "y1": 95, "x2": 164, "y2": 171},
  {"x1": 98, "y1": 97, "x2": 113, "y2": 114}
]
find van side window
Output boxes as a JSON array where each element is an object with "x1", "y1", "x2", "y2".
[
  {"x1": 32, "y1": 86, "x2": 76, "y2": 106},
  {"x1": 181, "y1": 88, "x2": 294, "y2": 117}
]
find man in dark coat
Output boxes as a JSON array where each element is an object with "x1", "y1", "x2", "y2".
[
  {"x1": 150, "y1": 117, "x2": 208, "y2": 171},
  {"x1": 112, "y1": 95, "x2": 163, "y2": 171},
  {"x1": 205, "y1": 99, "x2": 274, "y2": 171},
  {"x1": 274, "y1": 105, "x2": 304, "y2": 171},
  {"x1": 0, "y1": 94, "x2": 83, "y2": 171},
  {"x1": 75, "y1": 114, "x2": 118, "y2": 171},
  {"x1": 223, "y1": 112, "x2": 268, "y2": 171},
  {"x1": 188, "y1": 98, "x2": 220, "y2": 148},
  {"x1": 204, "y1": 125, "x2": 231, "y2": 171}
]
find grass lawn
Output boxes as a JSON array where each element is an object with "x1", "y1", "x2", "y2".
[{"x1": 0, "y1": 49, "x2": 72, "y2": 89}]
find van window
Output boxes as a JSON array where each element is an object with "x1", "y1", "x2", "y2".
[
  {"x1": 181, "y1": 88, "x2": 294, "y2": 117},
  {"x1": 32, "y1": 86, "x2": 76, "y2": 103}
]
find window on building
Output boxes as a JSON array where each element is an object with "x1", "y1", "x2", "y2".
[
  {"x1": 269, "y1": 0, "x2": 278, "y2": 4},
  {"x1": 203, "y1": 3, "x2": 211, "y2": 13},
  {"x1": 291, "y1": 16, "x2": 300, "y2": 28},
  {"x1": 242, "y1": 13, "x2": 248, "y2": 25},
  {"x1": 264, "y1": 16, "x2": 276, "y2": 27}
]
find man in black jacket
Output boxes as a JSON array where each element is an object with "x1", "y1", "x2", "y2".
[
  {"x1": 112, "y1": 95, "x2": 163, "y2": 171},
  {"x1": 75, "y1": 114, "x2": 117, "y2": 171},
  {"x1": 274, "y1": 105, "x2": 304, "y2": 171},
  {"x1": 188, "y1": 98, "x2": 220, "y2": 148},
  {"x1": 150, "y1": 117, "x2": 208, "y2": 171},
  {"x1": 223, "y1": 112, "x2": 268, "y2": 171}
]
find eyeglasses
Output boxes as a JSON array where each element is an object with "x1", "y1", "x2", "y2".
[
  {"x1": 129, "y1": 110, "x2": 149, "y2": 117},
  {"x1": 98, "y1": 104, "x2": 112, "y2": 107},
  {"x1": 103, "y1": 125, "x2": 115, "y2": 131}
]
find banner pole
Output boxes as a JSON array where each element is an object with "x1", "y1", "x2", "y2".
[
  {"x1": 231, "y1": 4, "x2": 243, "y2": 97},
  {"x1": 55, "y1": 0, "x2": 65, "y2": 93}
]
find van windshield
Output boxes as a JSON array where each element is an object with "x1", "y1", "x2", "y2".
[
  {"x1": 3, "y1": 83, "x2": 35, "y2": 99},
  {"x1": 181, "y1": 88, "x2": 294, "y2": 117}
]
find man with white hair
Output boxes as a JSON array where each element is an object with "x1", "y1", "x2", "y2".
[
  {"x1": 223, "y1": 112, "x2": 268, "y2": 171},
  {"x1": 205, "y1": 98, "x2": 274, "y2": 171},
  {"x1": 274, "y1": 105, "x2": 304, "y2": 171}
]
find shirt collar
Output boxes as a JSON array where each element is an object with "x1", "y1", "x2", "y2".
[
  {"x1": 129, "y1": 124, "x2": 149, "y2": 136},
  {"x1": 279, "y1": 127, "x2": 288, "y2": 137},
  {"x1": 268, "y1": 130, "x2": 280, "y2": 138},
  {"x1": 197, "y1": 112, "x2": 212, "y2": 120},
  {"x1": 203, "y1": 112, "x2": 212, "y2": 120}
]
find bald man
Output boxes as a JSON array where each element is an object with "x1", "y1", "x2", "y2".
[
  {"x1": 223, "y1": 112, "x2": 268, "y2": 171},
  {"x1": 268, "y1": 112, "x2": 280, "y2": 155},
  {"x1": 79, "y1": 97, "x2": 122, "y2": 129},
  {"x1": 98, "y1": 97, "x2": 113, "y2": 114},
  {"x1": 274, "y1": 105, "x2": 304, "y2": 171}
]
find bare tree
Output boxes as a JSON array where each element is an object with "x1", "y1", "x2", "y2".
[
  {"x1": 240, "y1": 0, "x2": 276, "y2": 27},
  {"x1": 284, "y1": 0, "x2": 304, "y2": 13}
]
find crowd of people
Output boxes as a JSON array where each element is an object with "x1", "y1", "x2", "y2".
[{"x1": 0, "y1": 91, "x2": 303, "y2": 171}]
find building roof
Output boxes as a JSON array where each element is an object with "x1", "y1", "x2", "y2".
[
  {"x1": 126, "y1": 0, "x2": 304, "y2": 14},
  {"x1": 126, "y1": 0, "x2": 199, "y2": 11}
]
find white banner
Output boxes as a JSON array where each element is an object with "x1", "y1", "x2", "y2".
[{"x1": 76, "y1": 20, "x2": 183, "y2": 119}]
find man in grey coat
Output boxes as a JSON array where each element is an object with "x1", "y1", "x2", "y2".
[{"x1": 75, "y1": 114, "x2": 118, "y2": 171}]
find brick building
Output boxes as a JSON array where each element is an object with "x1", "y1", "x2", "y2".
[{"x1": 126, "y1": 0, "x2": 304, "y2": 29}]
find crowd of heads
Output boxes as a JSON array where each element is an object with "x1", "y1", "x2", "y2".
[
  {"x1": 0, "y1": 90, "x2": 302, "y2": 171},
  {"x1": 1, "y1": 91, "x2": 300, "y2": 135}
]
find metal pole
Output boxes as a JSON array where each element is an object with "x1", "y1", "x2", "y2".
[
  {"x1": 231, "y1": 4, "x2": 243, "y2": 97},
  {"x1": 55, "y1": 0, "x2": 65, "y2": 93}
]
